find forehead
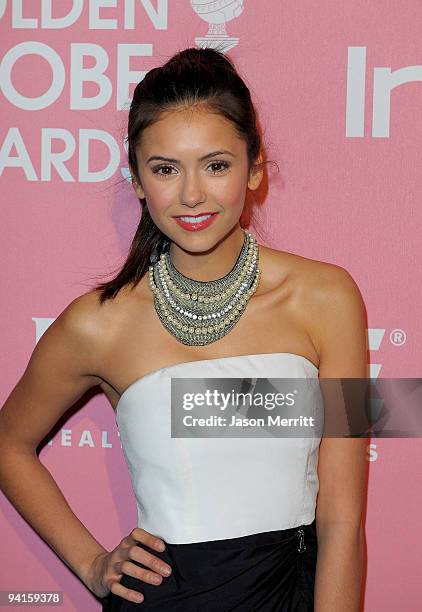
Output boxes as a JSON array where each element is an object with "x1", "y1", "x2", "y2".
[{"x1": 137, "y1": 108, "x2": 244, "y2": 156}]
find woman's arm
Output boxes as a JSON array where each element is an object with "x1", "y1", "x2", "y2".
[
  {"x1": 0, "y1": 292, "x2": 108, "y2": 586},
  {"x1": 310, "y1": 265, "x2": 369, "y2": 612}
]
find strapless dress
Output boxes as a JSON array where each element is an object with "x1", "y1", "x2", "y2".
[{"x1": 102, "y1": 352, "x2": 321, "y2": 611}]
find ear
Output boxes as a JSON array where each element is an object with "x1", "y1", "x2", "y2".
[
  {"x1": 131, "y1": 173, "x2": 145, "y2": 199},
  {"x1": 247, "y1": 152, "x2": 264, "y2": 191}
]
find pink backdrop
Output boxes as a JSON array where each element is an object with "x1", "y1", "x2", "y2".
[{"x1": 1, "y1": 1, "x2": 421, "y2": 610}]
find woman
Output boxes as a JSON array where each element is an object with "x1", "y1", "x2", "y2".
[{"x1": 0, "y1": 48, "x2": 368, "y2": 610}]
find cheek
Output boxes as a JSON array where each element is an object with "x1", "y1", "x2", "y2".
[
  {"x1": 143, "y1": 191, "x2": 170, "y2": 227},
  {"x1": 146, "y1": 202, "x2": 167, "y2": 228},
  {"x1": 143, "y1": 182, "x2": 174, "y2": 215},
  {"x1": 215, "y1": 176, "x2": 248, "y2": 209},
  {"x1": 145, "y1": 179, "x2": 173, "y2": 201}
]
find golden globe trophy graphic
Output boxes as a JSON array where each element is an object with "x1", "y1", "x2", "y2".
[{"x1": 191, "y1": 0, "x2": 244, "y2": 52}]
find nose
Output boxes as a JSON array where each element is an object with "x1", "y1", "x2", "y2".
[{"x1": 180, "y1": 170, "x2": 206, "y2": 207}]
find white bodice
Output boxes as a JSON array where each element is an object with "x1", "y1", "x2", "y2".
[{"x1": 115, "y1": 352, "x2": 321, "y2": 544}]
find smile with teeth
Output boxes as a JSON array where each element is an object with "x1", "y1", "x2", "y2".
[{"x1": 179, "y1": 214, "x2": 214, "y2": 223}]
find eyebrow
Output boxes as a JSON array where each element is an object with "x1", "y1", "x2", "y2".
[{"x1": 145, "y1": 150, "x2": 236, "y2": 164}]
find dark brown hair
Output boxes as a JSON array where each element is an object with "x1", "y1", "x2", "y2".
[{"x1": 94, "y1": 46, "x2": 273, "y2": 304}]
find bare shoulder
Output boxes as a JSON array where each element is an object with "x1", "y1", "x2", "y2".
[
  {"x1": 34, "y1": 288, "x2": 115, "y2": 383},
  {"x1": 307, "y1": 261, "x2": 368, "y2": 377},
  {"x1": 0, "y1": 287, "x2": 130, "y2": 450},
  {"x1": 49, "y1": 290, "x2": 106, "y2": 362},
  {"x1": 260, "y1": 245, "x2": 367, "y2": 368},
  {"x1": 274, "y1": 247, "x2": 368, "y2": 376},
  {"x1": 261, "y1": 244, "x2": 364, "y2": 305},
  {"x1": 63, "y1": 283, "x2": 136, "y2": 331},
  {"x1": 55, "y1": 286, "x2": 135, "y2": 368},
  {"x1": 259, "y1": 243, "x2": 354, "y2": 294},
  {"x1": 58, "y1": 289, "x2": 104, "y2": 336}
]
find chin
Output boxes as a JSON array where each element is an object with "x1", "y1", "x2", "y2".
[
  {"x1": 177, "y1": 236, "x2": 220, "y2": 253},
  {"x1": 167, "y1": 230, "x2": 221, "y2": 251}
]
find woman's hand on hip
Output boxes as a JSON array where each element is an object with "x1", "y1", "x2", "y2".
[{"x1": 85, "y1": 527, "x2": 172, "y2": 603}]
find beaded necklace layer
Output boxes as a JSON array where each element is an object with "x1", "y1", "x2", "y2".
[{"x1": 148, "y1": 229, "x2": 261, "y2": 346}]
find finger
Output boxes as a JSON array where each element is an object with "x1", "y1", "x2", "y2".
[
  {"x1": 129, "y1": 527, "x2": 166, "y2": 552},
  {"x1": 120, "y1": 559, "x2": 164, "y2": 586},
  {"x1": 110, "y1": 580, "x2": 144, "y2": 604},
  {"x1": 126, "y1": 545, "x2": 172, "y2": 578}
]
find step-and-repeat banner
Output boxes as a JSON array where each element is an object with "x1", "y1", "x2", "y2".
[{"x1": 1, "y1": 2, "x2": 421, "y2": 610}]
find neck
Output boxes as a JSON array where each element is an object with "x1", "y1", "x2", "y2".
[{"x1": 168, "y1": 224, "x2": 247, "y2": 282}]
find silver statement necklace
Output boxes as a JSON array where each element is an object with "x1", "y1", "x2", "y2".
[{"x1": 148, "y1": 229, "x2": 261, "y2": 346}]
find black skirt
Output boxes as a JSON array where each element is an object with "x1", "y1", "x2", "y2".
[{"x1": 101, "y1": 519, "x2": 317, "y2": 611}]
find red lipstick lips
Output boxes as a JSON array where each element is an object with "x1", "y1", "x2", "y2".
[{"x1": 173, "y1": 212, "x2": 218, "y2": 232}]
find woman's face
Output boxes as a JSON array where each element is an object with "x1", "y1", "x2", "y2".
[{"x1": 131, "y1": 107, "x2": 262, "y2": 252}]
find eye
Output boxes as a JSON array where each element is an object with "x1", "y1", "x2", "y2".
[
  {"x1": 207, "y1": 160, "x2": 230, "y2": 174},
  {"x1": 151, "y1": 164, "x2": 176, "y2": 178},
  {"x1": 151, "y1": 160, "x2": 231, "y2": 179}
]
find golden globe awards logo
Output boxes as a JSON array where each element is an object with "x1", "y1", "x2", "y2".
[{"x1": 191, "y1": 0, "x2": 244, "y2": 51}]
